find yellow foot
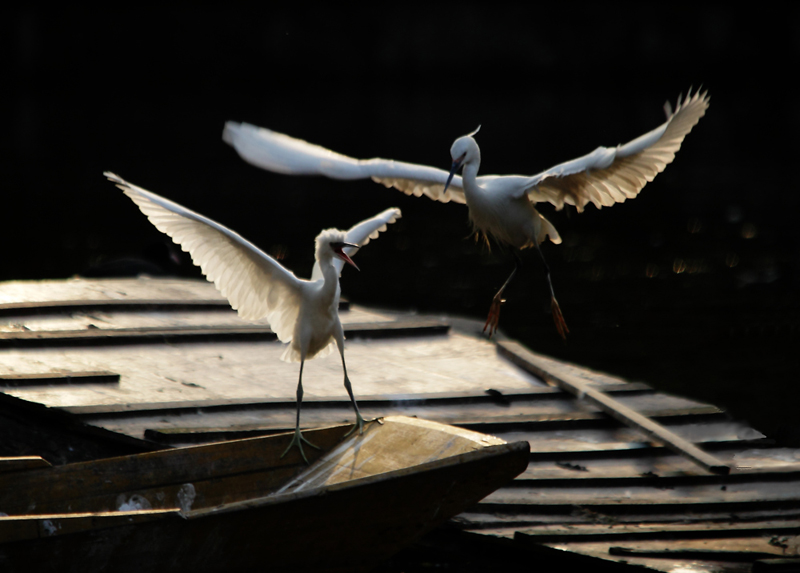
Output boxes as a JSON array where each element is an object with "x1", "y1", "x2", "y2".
[
  {"x1": 551, "y1": 296, "x2": 569, "y2": 341},
  {"x1": 482, "y1": 295, "x2": 505, "y2": 338},
  {"x1": 281, "y1": 428, "x2": 320, "y2": 464}
]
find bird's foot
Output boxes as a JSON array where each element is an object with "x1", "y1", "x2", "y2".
[
  {"x1": 281, "y1": 427, "x2": 320, "y2": 464},
  {"x1": 483, "y1": 295, "x2": 505, "y2": 338},
  {"x1": 551, "y1": 296, "x2": 569, "y2": 340},
  {"x1": 344, "y1": 411, "x2": 366, "y2": 438}
]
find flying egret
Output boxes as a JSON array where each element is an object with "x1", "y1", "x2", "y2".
[
  {"x1": 223, "y1": 89, "x2": 709, "y2": 338},
  {"x1": 104, "y1": 172, "x2": 401, "y2": 462}
]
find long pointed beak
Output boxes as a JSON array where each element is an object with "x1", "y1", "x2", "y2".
[
  {"x1": 444, "y1": 158, "x2": 462, "y2": 194},
  {"x1": 335, "y1": 242, "x2": 360, "y2": 271}
]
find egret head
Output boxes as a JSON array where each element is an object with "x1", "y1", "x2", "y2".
[
  {"x1": 316, "y1": 229, "x2": 359, "y2": 270},
  {"x1": 445, "y1": 126, "x2": 481, "y2": 194}
]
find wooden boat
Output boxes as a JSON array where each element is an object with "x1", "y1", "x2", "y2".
[
  {"x1": 0, "y1": 415, "x2": 529, "y2": 572},
  {"x1": 3, "y1": 276, "x2": 800, "y2": 572}
]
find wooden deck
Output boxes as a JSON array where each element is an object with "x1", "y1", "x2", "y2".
[{"x1": 2, "y1": 277, "x2": 799, "y2": 572}]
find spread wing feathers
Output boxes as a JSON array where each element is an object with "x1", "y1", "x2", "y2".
[
  {"x1": 104, "y1": 172, "x2": 303, "y2": 342},
  {"x1": 526, "y1": 89, "x2": 709, "y2": 212},
  {"x1": 311, "y1": 207, "x2": 402, "y2": 281},
  {"x1": 223, "y1": 122, "x2": 466, "y2": 205}
]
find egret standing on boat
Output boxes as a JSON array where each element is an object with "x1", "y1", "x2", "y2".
[
  {"x1": 223, "y1": 90, "x2": 709, "y2": 338},
  {"x1": 105, "y1": 172, "x2": 401, "y2": 462}
]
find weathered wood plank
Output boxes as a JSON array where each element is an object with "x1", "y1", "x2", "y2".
[
  {"x1": 0, "y1": 456, "x2": 51, "y2": 473},
  {"x1": 459, "y1": 513, "x2": 800, "y2": 534},
  {"x1": 507, "y1": 519, "x2": 800, "y2": 542},
  {"x1": 0, "y1": 277, "x2": 223, "y2": 302},
  {"x1": 516, "y1": 538, "x2": 792, "y2": 573},
  {"x1": 0, "y1": 277, "x2": 358, "y2": 315},
  {"x1": 0, "y1": 319, "x2": 449, "y2": 347},
  {"x1": 80, "y1": 404, "x2": 726, "y2": 445},
  {"x1": 479, "y1": 479, "x2": 800, "y2": 507},
  {"x1": 0, "y1": 371, "x2": 119, "y2": 387},
  {"x1": 499, "y1": 340, "x2": 732, "y2": 475},
  {"x1": 520, "y1": 537, "x2": 791, "y2": 572},
  {"x1": 515, "y1": 446, "x2": 798, "y2": 481},
  {"x1": 62, "y1": 382, "x2": 652, "y2": 415},
  {"x1": 608, "y1": 546, "x2": 781, "y2": 561}
]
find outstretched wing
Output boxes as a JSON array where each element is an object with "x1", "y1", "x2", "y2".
[
  {"x1": 223, "y1": 122, "x2": 466, "y2": 204},
  {"x1": 522, "y1": 89, "x2": 709, "y2": 212},
  {"x1": 311, "y1": 207, "x2": 402, "y2": 281},
  {"x1": 105, "y1": 172, "x2": 303, "y2": 342}
]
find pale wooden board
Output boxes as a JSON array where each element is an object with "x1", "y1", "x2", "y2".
[
  {"x1": 516, "y1": 446, "x2": 800, "y2": 480},
  {"x1": 0, "y1": 277, "x2": 227, "y2": 307},
  {"x1": 535, "y1": 538, "x2": 795, "y2": 573},
  {"x1": 480, "y1": 477, "x2": 800, "y2": 506},
  {"x1": 0, "y1": 306, "x2": 390, "y2": 334},
  {"x1": 494, "y1": 421, "x2": 764, "y2": 452},
  {"x1": 470, "y1": 519, "x2": 800, "y2": 540},
  {"x1": 0, "y1": 332, "x2": 546, "y2": 408},
  {"x1": 73, "y1": 404, "x2": 717, "y2": 444},
  {"x1": 458, "y1": 506, "x2": 800, "y2": 528}
]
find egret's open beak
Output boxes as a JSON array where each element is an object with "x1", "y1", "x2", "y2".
[
  {"x1": 333, "y1": 242, "x2": 360, "y2": 271},
  {"x1": 444, "y1": 155, "x2": 464, "y2": 194}
]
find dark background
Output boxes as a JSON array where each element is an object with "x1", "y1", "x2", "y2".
[{"x1": 5, "y1": 6, "x2": 800, "y2": 443}]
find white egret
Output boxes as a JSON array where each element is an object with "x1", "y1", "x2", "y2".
[
  {"x1": 223, "y1": 89, "x2": 709, "y2": 338},
  {"x1": 105, "y1": 172, "x2": 401, "y2": 462}
]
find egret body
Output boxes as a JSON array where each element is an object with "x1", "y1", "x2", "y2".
[
  {"x1": 223, "y1": 90, "x2": 709, "y2": 337},
  {"x1": 105, "y1": 172, "x2": 401, "y2": 462}
]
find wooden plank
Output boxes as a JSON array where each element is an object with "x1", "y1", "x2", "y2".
[
  {"x1": 0, "y1": 277, "x2": 227, "y2": 312},
  {"x1": 608, "y1": 546, "x2": 781, "y2": 561},
  {"x1": 515, "y1": 451, "x2": 797, "y2": 481},
  {"x1": 0, "y1": 319, "x2": 449, "y2": 347},
  {"x1": 0, "y1": 509, "x2": 180, "y2": 544},
  {"x1": 0, "y1": 456, "x2": 51, "y2": 473},
  {"x1": 459, "y1": 506, "x2": 800, "y2": 530},
  {"x1": 140, "y1": 411, "x2": 744, "y2": 448},
  {"x1": 0, "y1": 305, "x2": 383, "y2": 335},
  {"x1": 0, "y1": 277, "x2": 354, "y2": 314},
  {"x1": 61, "y1": 382, "x2": 656, "y2": 416},
  {"x1": 0, "y1": 299, "x2": 229, "y2": 316},
  {"x1": 508, "y1": 519, "x2": 800, "y2": 542},
  {"x1": 479, "y1": 483, "x2": 800, "y2": 509},
  {"x1": 516, "y1": 538, "x2": 794, "y2": 573},
  {"x1": 498, "y1": 340, "x2": 732, "y2": 475},
  {"x1": 61, "y1": 384, "x2": 700, "y2": 416},
  {"x1": 0, "y1": 371, "x2": 119, "y2": 387},
  {"x1": 461, "y1": 512, "x2": 800, "y2": 534},
  {"x1": 80, "y1": 405, "x2": 727, "y2": 445}
]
